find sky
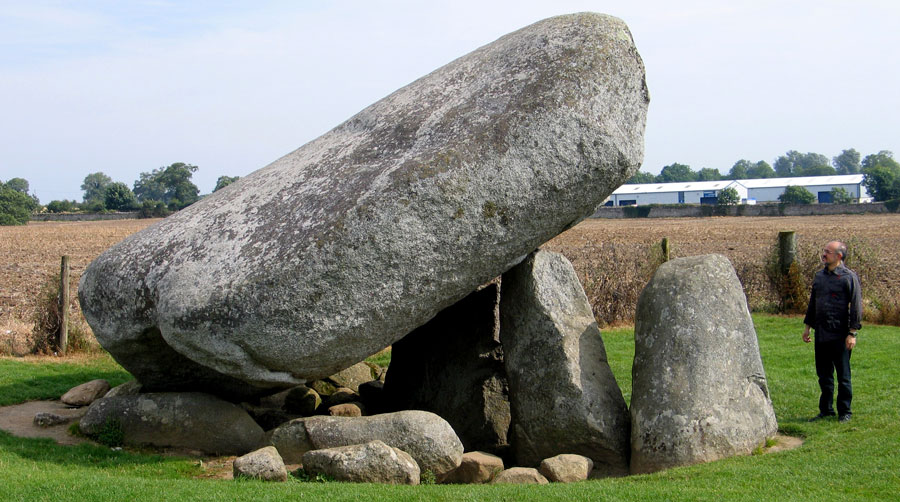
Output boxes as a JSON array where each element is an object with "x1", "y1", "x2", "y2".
[{"x1": 2, "y1": 0, "x2": 898, "y2": 203}]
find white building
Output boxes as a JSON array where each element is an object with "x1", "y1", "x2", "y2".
[{"x1": 603, "y1": 174, "x2": 870, "y2": 206}]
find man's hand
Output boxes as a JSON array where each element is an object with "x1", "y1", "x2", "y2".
[
  {"x1": 803, "y1": 327, "x2": 811, "y2": 343},
  {"x1": 846, "y1": 334, "x2": 857, "y2": 350}
]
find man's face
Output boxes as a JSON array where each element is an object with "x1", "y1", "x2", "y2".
[{"x1": 822, "y1": 243, "x2": 842, "y2": 267}]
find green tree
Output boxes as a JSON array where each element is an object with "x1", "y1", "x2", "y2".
[
  {"x1": 5, "y1": 177, "x2": 29, "y2": 193},
  {"x1": 800, "y1": 164, "x2": 837, "y2": 176},
  {"x1": 134, "y1": 163, "x2": 200, "y2": 209},
  {"x1": 774, "y1": 151, "x2": 831, "y2": 177},
  {"x1": 727, "y1": 160, "x2": 751, "y2": 180},
  {"x1": 829, "y1": 187, "x2": 853, "y2": 204},
  {"x1": 747, "y1": 161, "x2": 775, "y2": 179},
  {"x1": 778, "y1": 185, "x2": 816, "y2": 204},
  {"x1": 833, "y1": 148, "x2": 861, "y2": 175},
  {"x1": 696, "y1": 168, "x2": 722, "y2": 181},
  {"x1": 717, "y1": 187, "x2": 740, "y2": 206},
  {"x1": 657, "y1": 163, "x2": 696, "y2": 183},
  {"x1": 213, "y1": 175, "x2": 240, "y2": 192},
  {"x1": 861, "y1": 151, "x2": 900, "y2": 202},
  {"x1": 46, "y1": 200, "x2": 78, "y2": 213},
  {"x1": 625, "y1": 171, "x2": 657, "y2": 184},
  {"x1": 81, "y1": 172, "x2": 112, "y2": 203},
  {"x1": 104, "y1": 182, "x2": 138, "y2": 211},
  {"x1": 861, "y1": 150, "x2": 900, "y2": 171},
  {"x1": 0, "y1": 183, "x2": 35, "y2": 225}
]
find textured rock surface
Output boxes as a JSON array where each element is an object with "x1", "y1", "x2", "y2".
[
  {"x1": 33, "y1": 412, "x2": 70, "y2": 427},
  {"x1": 79, "y1": 393, "x2": 266, "y2": 455},
  {"x1": 78, "y1": 13, "x2": 648, "y2": 398},
  {"x1": 539, "y1": 454, "x2": 594, "y2": 483},
  {"x1": 233, "y1": 446, "x2": 288, "y2": 482},
  {"x1": 283, "y1": 385, "x2": 321, "y2": 415},
  {"x1": 328, "y1": 402, "x2": 364, "y2": 417},
  {"x1": 302, "y1": 440, "x2": 419, "y2": 485},
  {"x1": 61, "y1": 379, "x2": 110, "y2": 407},
  {"x1": 440, "y1": 451, "x2": 504, "y2": 484},
  {"x1": 383, "y1": 283, "x2": 509, "y2": 455},
  {"x1": 491, "y1": 467, "x2": 549, "y2": 485},
  {"x1": 500, "y1": 250, "x2": 630, "y2": 475},
  {"x1": 270, "y1": 410, "x2": 463, "y2": 476},
  {"x1": 325, "y1": 363, "x2": 377, "y2": 393},
  {"x1": 630, "y1": 254, "x2": 778, "y2": 474},
  {"x1": 104, "y1": 380, "x2": 142, "y2": 398}
]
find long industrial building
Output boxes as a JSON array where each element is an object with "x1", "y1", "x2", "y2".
[{"x1": 603, "y1": 174, "x2": 871, "y2": 206}]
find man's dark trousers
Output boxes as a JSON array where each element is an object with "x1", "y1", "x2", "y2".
[{"x1": 815, "y1": 338, "x2": 852, "y2": 416}]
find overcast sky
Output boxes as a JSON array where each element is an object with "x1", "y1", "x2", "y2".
[{"x1": 2, "y1": 1, "x2": 898, "y2": 203}]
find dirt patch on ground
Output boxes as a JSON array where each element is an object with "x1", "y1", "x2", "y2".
[
  {"x1": 765, "y1": 433, "x2": 804, "y2": 454},
  {"x1": 0, "y1": 400, "x2": 93, "y2": 445}
]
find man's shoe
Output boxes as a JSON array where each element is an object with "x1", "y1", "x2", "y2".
[
  {"x1": 808, "y1": 412, "x2": 835, "y2": 422},
  {"x1": 839, "y1": 414, "x2": 852, "y2": 423}
]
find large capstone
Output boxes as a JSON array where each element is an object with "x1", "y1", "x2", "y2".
[
  {"x1": 499, "y1": 250, "x2": 630, "y2": 476},
  {"x1": 630, "y1": 254, "x2": 778, "y2": 474},
  {"x1": 79, "y1": 13, "x2": 649, "y2": 398}
]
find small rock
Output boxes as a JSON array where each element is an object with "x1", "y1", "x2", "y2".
[
  {"x1": 233, "y1": 446, "x2": 288, "y2": 482},
  {"x1": 326, "y1": 362, "x2": 377, "y2": 393},
  {"x1": 271, "y1": 410, "x2": 463, "y2": 477},
  {"x1": 33, "y1": 412, "x2": 70, "y2": 427},
  {"x1": 440, "y1": 451, "x2": 504, "y2": 484},
  {"x1": 308, "y1": 380, "x2": 336, "y2": 397},
  {"x1": 104, "y1": 380, "x2": 142, "y2": 398},
  {"x1": 539, "y1": 454, "x2": 593, "y2": 483},
  {"x1": 321, "y1": 387, "x2": 358, "y2": 408},
  {"x1": 357, "y1": 380, "x2": 384, "y2": 413},
  {"x1": 61, "y1": 379, "x2": 111, "y2": 407},
  {"x1": 490, "y1": 467, "x2": 549, "y2": 485},
  {"x1": 283, "y1": 385, "x2": 321, "y2": 415},
  {"x1": 328, "y1": 402, "x2": 364, "y2": 417},
  {"x1": 302, "y1": 440, "x2": 419, "y2": 484}
]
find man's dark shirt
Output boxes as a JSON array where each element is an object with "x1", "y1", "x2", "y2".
[{"x1": 804, "y1": 263, "x2": 862, "y2": 342}]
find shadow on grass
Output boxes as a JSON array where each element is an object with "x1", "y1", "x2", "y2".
[{"x1": 0, "y1": 429, "x2": 195, "y2": 472}]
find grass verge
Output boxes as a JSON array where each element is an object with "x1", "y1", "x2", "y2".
[{"x1": 1, "y1": 315, "x2": 898, "y2": 501}]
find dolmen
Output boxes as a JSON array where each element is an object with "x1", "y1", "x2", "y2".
[{"x1": 68, "y1": 11, "x2": 777, "y2": 485}]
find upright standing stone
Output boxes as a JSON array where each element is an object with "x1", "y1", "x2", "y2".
[
  {"x1": 383, "y1": 283, "x2": 510, "y2": 455},
  {"x1": 500, "y1": 250, "x2": 630, "y2": 476},
  {"x1": 78, "y1": 13, "x2": 649, "y2": 400},
  {"x1": 630, "y1": 254, "x2": 778, "y2": 474}
]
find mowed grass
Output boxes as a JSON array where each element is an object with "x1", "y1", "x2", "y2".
[{"x1": 1, "y1": 314, "x2": 898, "y2": 501}]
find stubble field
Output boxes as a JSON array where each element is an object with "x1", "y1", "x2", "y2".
[{"x1": 2, "y1": 213, "x2": 898, "y2": 353}]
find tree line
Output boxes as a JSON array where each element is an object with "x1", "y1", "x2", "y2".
[
  {"x1": 1, "y1": 163, "x2": 240, "y2": 225},
  {"x1": 627, "y1": 148, "x2": 900, "y2": 203}
]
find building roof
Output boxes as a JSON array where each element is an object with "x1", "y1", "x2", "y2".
[
  {"x1": 611, "y1": 179, "x2": 744, "y2": 195},
  {"x1": 739, "y1": 174, "x2": 864, "y2": 188},
  {"x1": 612, "y1": 174, "x2": 864, "y2": 195}
]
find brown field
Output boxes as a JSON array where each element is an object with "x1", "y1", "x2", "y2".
[{"x1": 2, "y1": 213, "x2": 898, "y2": 354}]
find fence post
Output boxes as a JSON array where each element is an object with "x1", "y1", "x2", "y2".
[
  {"x1": 778, "y1": 231, "x2": 796, "y2": 275},
  {"x1": 661, "y1": 237, "x2": 671, "y2": 262},
  {"x1": 777, "y1": 231, "x2": 800, "y2": 312},
  {"x1": 58, "y1": 255, "x2": 70, "y2": 355}
]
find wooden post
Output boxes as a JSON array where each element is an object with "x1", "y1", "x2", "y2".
[
  {"x1": 58, "y1": 255, "x2": 70, "y2": 355},
  {"x1": 661, "y1": 237, "x2": 671, "y2": 262},
  {"x1": 778, "y1": 231, "x2": 796, "y2": 275}
]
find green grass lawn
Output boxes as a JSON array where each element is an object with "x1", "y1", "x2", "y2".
[{"x1": 1, "y1": 314, "x2": 898, "y2": 501}]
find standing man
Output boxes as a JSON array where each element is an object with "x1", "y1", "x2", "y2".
[{"x1": 802, "y1": 241, "x2": 862, "y2": 423}]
